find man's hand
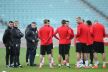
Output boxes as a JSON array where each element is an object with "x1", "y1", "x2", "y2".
[{"x1": 32, "y1": 40, "x2": 35, "y2": 43}]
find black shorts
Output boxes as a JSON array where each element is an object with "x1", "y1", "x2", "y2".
[
  {"x1": 40, "y1": 44, "x2": 52, "y2": 55},
  {"x1": 87, "y1": 44, "x2": 94, "y2": 53},
  {"x1": 49, "y1": 43, "x2": 53, "y2": 49},
  {"x1": 93, "y1": 42, "x2": 104, "y2": 53},
  {"x1": 59, "y1": 44, "x2": 70, "y2": 55},
  {"x1": 76, "y1": 43, "x2": 88, "y2": 53}
]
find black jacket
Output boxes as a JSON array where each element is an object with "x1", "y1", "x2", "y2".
[
  {"x1": 25, "y1": 24, "x2": 31, "y2": 37},
  {"x1": 11, "y1": 27, "x2": 24, "y2": 44},
  {"x1": 25, "y1": 27, "x2": 38, "y2": 46},
  {"x1": 2, "y1": 26, "x2": 13, "y2": 46}
]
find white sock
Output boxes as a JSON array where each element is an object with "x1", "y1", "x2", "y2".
[
  {"x1": 39, "y1": 63, "x2": 43, "y2": 67},
  {"x1": 58, "y1": 64, "x2": 61, "y2": 66},
  {"x1": 94, "y1": 61, "x2": 99, "y2": 66},
  {"x1": 66, "y1": 63, "x2": 70, "y2": 66},
  {"x1": 49, "y1": 63, "x2": 52, "y2": 67},
  {"x1": 42, "y1": 57, "x2": 44, "y2": 64},
  {"x1": 85, "y1": 60, "x2": 88, "y2": 66},
  {"x1": 77, "y1": 61, "x2": 80, "y2": 67},
  {"x1": 51, "y1": 57, "x2": 54, "y2": 63},
  {"x1": 103, "y1": 62, "x2": 106, "y2": 66},
  {"x1": 80, "y1": 59, "x2": 83, "y2": 64}
]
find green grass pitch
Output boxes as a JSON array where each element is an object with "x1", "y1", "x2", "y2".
[{"x1": 0, "y1": 46, "x2": 108, "y2": 72}]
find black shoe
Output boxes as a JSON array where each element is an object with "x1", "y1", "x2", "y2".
[
  {"x1": 9, "y1": 65, "x2": 14, "y2": 68},
  {"x1": 30, "y1": 64, "x2": 37, "y2": 66},
  {"x1": 67, "y1": 65, "x2": 71, "y2": 68},
  {"x1": 18, "y1": 65, "x2": 23, "y2": 68},
  {"x1": 6, "y1": 65, "x2": 10, "y2": 68},
  {"x1": 13, "y1": 65, "x2": 18, "y2": 68},
  {"x1": 26, "y1": 62, "x2": 29, "y2": 66}
]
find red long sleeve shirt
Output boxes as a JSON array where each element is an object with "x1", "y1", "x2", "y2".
[
  {"x1": 54, "y1": 25, "x2": 73, "y2": 44},
  {"x1": 76, "y1": 22, "x2": 88, "y2": 44},
  {"x1": 49, "y1": 25, "x2": 54, "y2": 44},
  {"x1": 38, "y1": 25, "x2": 53, "y2": 45},
  {"x1": 92, "y1": 22, "x2": 105, "y2": 42},
  {"x1": 67, "y1": 27, "x2": 74, "y2": 44},
  {"x1": 87, "y1": 25, "x2": 93, "y2": 45}
]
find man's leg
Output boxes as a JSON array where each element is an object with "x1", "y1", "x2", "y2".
[
  {"x1": 83, "y1": 44, "x2": 89, "y2": 68},
  {"x1": 26, "y1": 47, "x2": 30, "y2": 65},
  {"x1": 47, "y1": 44, "x2": 53, "y2": 68},
  {"x1": 62, "y1": 54, "x2": 65, "y2": 61},
  {"x1": 84, "y1": 53, "x2": 89, "y2": 68},
  {"x1": 39, "y1": 45, "x2": 45, "y2": 68},
  {"x1": 10, "y1": 46, "x2": 14, "y2": 67},
  {"x1": 26, "y1": 42, "x2": 30, "y2": 64},
  {"x1": 65, "y1": 44, "x2": 70, "y2": 67},
  {"x1": 50, "y1": 43, "x2": 55, "y2": 65},
  {"x1": 62, "y1": 45, "x2": 66, "y2": 65},
  {"x1": 30, "y1": 47, "x2": 36, "y2": 66},
  {"x1": 14, "y1": 45, "x2": 17, "y2": 67},
  {"x1": 90, "y1": 52, "x2": 93, "y2": 65},
  {"x1": 102, "y1": 52, "x2": 106, "y2": 68},
  {"x1": 76, "y1": 52, "x2": 81, "y2": 68},
  {"x1": 58, "y1": 44, "x2": 63, "y2": 67},
  {"x1": 5, "y1": 46, "x2": 10, "y2": 66},
  {"x1": 15, "y1": 45, "x2": 19, "y2": 67},
  {"x1": 39, "y1": 55, "x2": 45, "y2": 68},
  {"x1": 17, "y1": 44, "x2": 22, "y2": 67},
  {"x1": 48, "y1": 54, "x2": 53, "y2": 68},
  {"x1": 58, "y1": 55, "x2": 62, "y2": 67},
  {"x1": 92, "y1": 52, "x2": 99, "y2": 68},
  {"x1": 76, "y1": 43, "x2": 82, "y2": 68},
  {"x1": 65, "y1": 54, "x2": 70, "y2": 67}
]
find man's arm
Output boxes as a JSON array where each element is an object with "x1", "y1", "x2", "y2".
[{"x1": 54, "y1": 28, "x2": 59, "y2": 40}]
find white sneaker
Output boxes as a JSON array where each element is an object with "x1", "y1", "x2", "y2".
[
  {"x1": 58, "y1": 64, "x2": 61, "y2": 67},
  {"x1": 77, "y1": 64, "x2": 84, "y2": 68},
  {"x1": 89, "y1": 64, "x2": 93, "y2": 67},
  {"x1": 49, "y1": 63, "x2": 53, "y2": 68},
  {"x1": 39, "y1": 63, "x2": 43, "y2": 68}
]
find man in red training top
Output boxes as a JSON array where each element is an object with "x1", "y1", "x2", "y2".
[
  {"x1": 54, "y1": 20, "x2": 74, "y2": 68},
  {"x1": 86, "y1": 20, "x2": 94, "y2": 67},
  {"x1": 41, "y1": 20, "x2": 55, "y2": 66},
  {"x1": 92, "y1": 21, "x2": 106, "y2": 69},
  {"x1": 65, "y1": 20, "x2": 74, "y2": 65},
  {"x1": 76, "y1": 17, "x2": 89, "y2": 68},
  {"x1": 38, "y1": 19, "x2": 53, "y2": 68}
]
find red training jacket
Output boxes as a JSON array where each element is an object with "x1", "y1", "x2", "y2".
[
  {"x1": 38, "y1": 25, "x2": 53, "y2": 45},
  {"x1": 54, "y1": 25, "x2": 74, "y2": 44},
  {"x1": 92, "y1": 22, "x2": 105, "y2": 42},
  {"x1": 76, "y1": 22, "x2": 88, "y2": 44}
]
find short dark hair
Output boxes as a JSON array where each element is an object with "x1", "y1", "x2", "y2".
[
  {"x1": 86, "y1": 20, "x2": 92, "y2": 25},
  {"x1": 44, "y1": 19, "x2": 50, "y2": 24},
  {"x1": 82, "y1": 19, "x2": 85, "y2": 22},
  {"x1": 9, "y1": 21, "x2": 14, "y2": 23},
  {"x1": 61, "y1": 20, "x2": 66, "y2": 24},
  {"x1": 77, "y1": 17, "x2": 81, "y2": 19},
  {"x1": 66, "y1": 20, "x2": 69, "y2": 23},
  {"x1": 32, "y1": 22, "x2": 36, "y2": 24}
]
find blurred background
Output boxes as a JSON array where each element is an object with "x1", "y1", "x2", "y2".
[{"x1": 0, "y1": 0, "x2": 108, "y2": 48}]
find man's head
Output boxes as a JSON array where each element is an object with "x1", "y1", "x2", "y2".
[
  {"x1": 8, "y1": 21, "x2": 14, "y2": 28},
  {"x1": 14, "y1": 20, "x2": 19, "y2": 27},
  {"x1": 86, "y1": 20, "x2": 92, "y2": 26},
  {"x1": 31, "y1": 22, "x2": 36, "y2": 28},
  {"x1": 66, "y1": 20, "x2": 69, "y2": 26},
  {"x1": 61, "y1": 20, "x2": 67, "y2": 26},
  {"x1": 44, "y1": 19, "x2": 50, "y2": 25},
  {"x1": 76, "y1": 17, "x2": 82, "y2": 24}
]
